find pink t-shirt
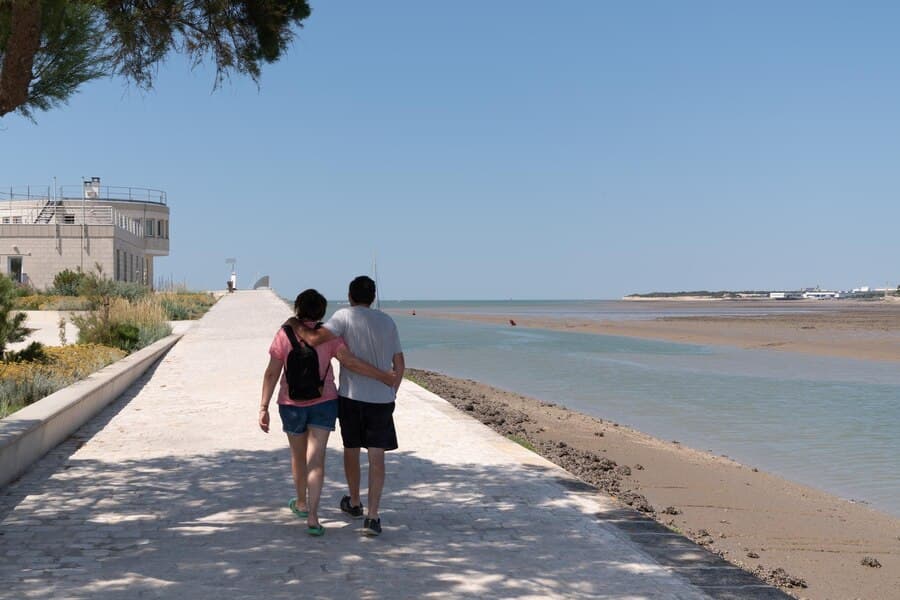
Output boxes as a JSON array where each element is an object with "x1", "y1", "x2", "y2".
[{"x1": 268, "y1": 324, "x2": 346, "y2": 407}]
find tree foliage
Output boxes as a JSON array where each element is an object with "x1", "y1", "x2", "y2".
[
  {"x1": 0, "y1": 0, "x2": 312, "y2": 119},
  {"x1": 0, "y1": 274, "x2": 31, "y2": 356}
]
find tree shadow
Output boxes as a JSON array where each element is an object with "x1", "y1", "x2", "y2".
[
  {"x1": 0, "y1": 358, "x2": 164, "y2": 523},
  {"x1": 0, "y1": 441, "x2": 733, "y2": 600}
]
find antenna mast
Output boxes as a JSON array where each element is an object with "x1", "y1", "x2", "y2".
[{"x1": 372, "y1": 253, "x2": 381, "y2": 310}]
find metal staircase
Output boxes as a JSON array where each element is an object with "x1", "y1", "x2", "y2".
[{"x1": 33, "y1": 199, "x2": 61, "y2": 223}]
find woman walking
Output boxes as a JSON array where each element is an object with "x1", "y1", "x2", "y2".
[{"x1": 259, "y1": 289, "x2": 397, "y2": 535}]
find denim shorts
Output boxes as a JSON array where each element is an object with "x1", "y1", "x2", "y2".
[{"x1": 279, "y1": 400, "x2": 338, "y2": 435}]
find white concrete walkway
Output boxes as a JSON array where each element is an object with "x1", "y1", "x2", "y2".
[{"x1": 0, "y1": 290, "x2": 786, "y2": 599}]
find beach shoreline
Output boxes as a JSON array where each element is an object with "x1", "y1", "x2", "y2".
[
  {"x1": 391, "y1": 300, "x2": 900, "y2": 362},
  {"x1": 406, "y1": 368, "x2": 900, "y2": 600}
]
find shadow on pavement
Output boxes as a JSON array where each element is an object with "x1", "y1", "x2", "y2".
[{"x1": 0, "y1": 443, "x2": 706, "y2": 600}]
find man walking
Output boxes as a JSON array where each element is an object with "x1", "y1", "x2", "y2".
[{"x1": 293, "y1": 275, "x2": 403, "y2": 535}]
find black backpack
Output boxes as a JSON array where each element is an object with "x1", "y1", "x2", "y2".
[{"x1": 282, "y1": 324, "x2": 331, "y2": 400}]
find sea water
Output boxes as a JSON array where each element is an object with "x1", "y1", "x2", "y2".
[{"x1": 378, "y1": 301, "x2": 900, "y2": 517}]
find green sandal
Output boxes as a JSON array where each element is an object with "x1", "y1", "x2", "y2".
[
  {"x1": 307, "y1": 524, "x2": 325, "y2": 537},
  {"x1": 288, "y1": 498, "x2": 308, "y2": 519}
]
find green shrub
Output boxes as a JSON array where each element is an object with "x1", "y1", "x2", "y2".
[
  {"x1": 111, "y1": 323, "x2": 141, "y2": 351},
  {"x1": 108, "y1": 281, "x2": 150, "y2": 302},
  {"x1": 52, "y1": 269, "x2": 87, "y2": 296},
  {"x1": 159, "y1": 292, "x2": 217, "y2": 320},
  {"x1": 12, "y1": 283, "x2": 37, "y2": 298},
  {"x1": 73, "y1": 296, "x2": 171, "y2": 352}
]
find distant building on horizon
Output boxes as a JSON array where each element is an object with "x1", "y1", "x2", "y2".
[{"x1": 0, "y1": 178, "x2": 170, "y2": 289}]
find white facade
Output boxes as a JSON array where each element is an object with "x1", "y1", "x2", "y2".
[
  {"x1": 0, "y1": 184, "x2": 169, "y2": 290},
  {"x1": 802, "y1": 290, "x2": 840, "y2": 299}
]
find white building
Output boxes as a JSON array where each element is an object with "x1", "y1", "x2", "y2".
[
  {"x1": 802, "y1": 290, "x2": 841, "y2": 299},
  {"x1": 0, "y1": 179, "x2": 170, "y2": 289}
]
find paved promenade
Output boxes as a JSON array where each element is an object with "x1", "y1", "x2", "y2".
[{"x1": 0, "y1": 290, "x2": 787, "y2": 599}]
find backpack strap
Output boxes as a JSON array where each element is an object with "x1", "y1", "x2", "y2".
[
  {"x1": 282, "y1": 324, "x2": 302, "y2": 349},
  {"x1": 320, "y1": 360, "x2": 332, "y2": 387}
]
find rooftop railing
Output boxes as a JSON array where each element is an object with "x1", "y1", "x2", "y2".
[
  {"x1": 0, "y1": 205, "x2": 115, "y2": 225},
  {"x1": 0, "y1": 185, "x2": 167, "y2": 205}
]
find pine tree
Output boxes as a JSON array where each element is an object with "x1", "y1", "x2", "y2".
[
  {"x1": 0, "y1": 275, "x2": 30, "y2": 357},
  {"x1": 0, "y1": 0, "x2": 312, "y2": 119}
]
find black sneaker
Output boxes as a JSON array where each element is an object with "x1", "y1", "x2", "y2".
[
  {"x1": 363, "y1": 517, "x2": 382, "y2": 536},
  {"x1": 340, "y1": 495, "x2": 364, "y2": 519}
]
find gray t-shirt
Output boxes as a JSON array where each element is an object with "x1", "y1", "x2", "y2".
[{"x1": 324, "y1": 306, "x2": 402, "y2": 404}]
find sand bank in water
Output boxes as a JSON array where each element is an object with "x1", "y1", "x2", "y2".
[
  {"x1": 406, "y1": 369, "x2": 900, "y2": 600},
  {"x1": 398, "y1": 301, "x2": 900, "y2": 362}
]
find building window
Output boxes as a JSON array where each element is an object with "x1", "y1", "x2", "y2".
[
  {"x1": 145, "y1": 219, "x2": 155, "y2": 237},
  {"x1": 157, "y1": 220, "x2": 162, "y2": 237},
  {"x1": 1, "y1": 217, "x2": 9, "y2": 224},
  {"x1": 11, "y1": 216, "x2": 21, "y2": 224},
  {"x1": 64, "y1": 214, "x2": 75, "y2": 224}
]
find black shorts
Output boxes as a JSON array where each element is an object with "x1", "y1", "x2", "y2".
[{"x1": 338, "y1": 397, "x2": 398, "y2": 451}]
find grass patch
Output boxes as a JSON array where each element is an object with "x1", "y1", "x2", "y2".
[
  {"x1": 403, "y1": 371, "x2": 429, "y2": 389},
  {"x1": 507, "y1": 434, "x2": 537, "y2": 453}
]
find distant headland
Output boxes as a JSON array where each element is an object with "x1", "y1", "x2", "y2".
[{"x1": 625, "y1": 287, "x2": 897, "y2": 301}]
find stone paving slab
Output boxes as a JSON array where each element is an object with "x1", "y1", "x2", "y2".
[{"x1": 0, "y1": 290, "x2": 789, "y2": 599}]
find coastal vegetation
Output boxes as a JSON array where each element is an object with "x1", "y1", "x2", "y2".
[
  {"x1": 12, "y1": 268, "x2": 218, "y2": 322},
  {"x1": 0, "y1": 344, "x2": 125, "y2": 418},
  {"x1": 506, "y1": 434, "x2": 537, "y2": 453},
  {"x1": 1, "y1": 270, "x2": 217, "y2": 418}
]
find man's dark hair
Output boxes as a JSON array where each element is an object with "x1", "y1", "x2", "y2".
[
  {"x1": 348, "y1": 275, "x2": 376, "y2": 305},
  {"x1": 294, "y1": 289, "x2": 327, "y2": 321}
]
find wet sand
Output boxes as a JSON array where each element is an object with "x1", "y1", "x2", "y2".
[
  {"x1": 399, "y1": 300, "x2": 900, "y2": 362},
  {"x1": 407, "y1": 368, "x2": 900, "y2": 600}
]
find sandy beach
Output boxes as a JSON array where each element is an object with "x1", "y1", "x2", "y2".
[
  {"x1": 407, "y1": 368, "x2": 900, "y2": 600},
  {"x1": 398, "y1": 299, "x2": 900, "y2": 362}
]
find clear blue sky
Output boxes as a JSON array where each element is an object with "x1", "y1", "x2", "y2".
[{"x1": 2, "y1": 1, "x2": 899, "y2": 299}]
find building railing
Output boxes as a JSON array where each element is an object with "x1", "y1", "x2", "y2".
[
  {"x1": 0, "y1": 184, "x2": 166, "y2": 205},
  {"x1": 0, "y1": 205, "x2": 115, "y2": 226},
  {"x1": 60, "y1": 185, "x2": 166, "y2": 204}
]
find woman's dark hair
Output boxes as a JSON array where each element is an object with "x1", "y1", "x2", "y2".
[
  {"x1": 349, "y1": 275, "x2": 376, "y2": 305},
  {"x1": 294, "y1": 289, "x2": 327, "y2": 321}
]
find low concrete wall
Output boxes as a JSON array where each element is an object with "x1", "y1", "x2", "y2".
[{"x1": 0, "y1": 334, "x2": 182, "y2": 488}]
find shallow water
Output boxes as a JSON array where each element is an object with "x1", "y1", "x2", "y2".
[{"x1": 383, "y1": 305, "x2": 900, "y2": 518}]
